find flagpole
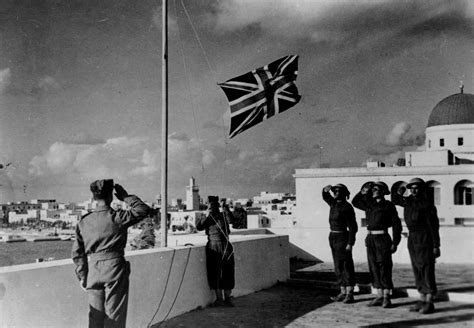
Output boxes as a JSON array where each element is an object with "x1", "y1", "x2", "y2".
[{"x1": 160, "y1": 0, "x2": 168, "y2": 247}]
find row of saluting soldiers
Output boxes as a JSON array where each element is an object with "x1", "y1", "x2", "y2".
[{"x1": 322, "y1": 177, "x2": 440, "y2": 314}]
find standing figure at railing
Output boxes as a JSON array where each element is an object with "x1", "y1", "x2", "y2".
[
  {"x1": 322, "y1": 184, "x2": 358, "y2": 304},
  {"x1": 196, "y1": 196, "x2": 235, "y2": 307},
  {"x1": 392, "y1": 178, "x2": 440, "y2": 314},
  {"x1": 71, "y1": 179, "x2": 151, "y2": 327},
  {"x1": 352, "y1": 181, "x2": 402, "y2": 309}
]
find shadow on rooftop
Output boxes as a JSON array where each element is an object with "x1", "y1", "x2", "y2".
[
  {"x1": 152, "y1": 283, "x2": 335, "y2": 328},
  {"x1": 361, "y1": 311, "x2": 474, "y2": 327}
]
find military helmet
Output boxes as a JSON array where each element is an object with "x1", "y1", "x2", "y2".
[
  {"x1": 372, "y1": 181, "x2": 390, "y2": 195},
  {"x1": 331, "y1": 183, "x2": 350, "y2": 197},
  {"x1": 361, "y1": 181, "x2": 374, "y2": 190},
  {"x1": 406, "y1": 177, "x2": 425, "y2": 189}
]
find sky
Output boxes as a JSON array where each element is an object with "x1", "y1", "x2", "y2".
[{"x1": 0, "y1": 0, "x2": 473, "y2": 203}]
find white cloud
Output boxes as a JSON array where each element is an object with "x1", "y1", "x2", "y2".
[
  {"x1": 29, "y1": 136, "x2": 147, "y2": 180},
  {"x1": 38, "y1": 76, "x2": 60, "y2": 92},
  {"x1": 213, "y1": 0, "x2": 332, "y2": 34},
  {"x1": 385, "y1": 122, "x2": 411, "y2": 147},
  {"x1": 212, "y1": 0, "x2": 472, "y2": 46},
  {"x1": 27, "y1": 133, "x2": 218, "y2": 181},
  {"x1": 0, "y1": 68, "x2": 11, "y2": 94},
  {"x1": 130, "y1": 149, "x2": 159, "y2": 176},
  {"x1": 202, "y1": 149, "x2": 216, "y2": 166}
]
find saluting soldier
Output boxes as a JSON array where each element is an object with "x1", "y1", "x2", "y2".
[
  {"x1": 392, "y1": 178, "x2": 440, "y2": 314},
  {"x1": 71, "y1": 179, "x2": 151, "y2": 327},
  {"x1": 196, "y1": 196, "x2": 235, "y2": 307},
  {"x1": 352, "y1": 181, "x2": 402, "y2": 308},
  {"x1": 322, "y1": 184, "x2": 358, "y2": 304}
]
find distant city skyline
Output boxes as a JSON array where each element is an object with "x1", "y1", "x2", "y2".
[{"x1": 0, "y1": 0, "x2": 473, "y2": 203}]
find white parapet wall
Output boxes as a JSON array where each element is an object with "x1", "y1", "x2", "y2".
[{"x1": 0, "y1": 234, "x2": 289, "y2": 328}]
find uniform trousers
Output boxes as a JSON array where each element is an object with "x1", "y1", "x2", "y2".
[
  {"x1": 86, "y1": 255, "x2": 130, "y2": 328},
  {"x1": 206, "y1": 240, "x2": 235, "y2": 290},
  {"x1": 408, "y1": 231, "x2": 437, "y2": 294},
  {"x1": 365, "y1": 233, "x2": 394, "y2": 290},
  {"x1": 329, "y1": 232, "x2": 355, "y2": 287}
]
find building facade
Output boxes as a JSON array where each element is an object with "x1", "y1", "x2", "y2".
[
  {"x1": 289, "y1": 90, "x2": 474, "y2": 263},
  {"x1": 295, "y1": 90, "x2": 474, "y2": 228}
]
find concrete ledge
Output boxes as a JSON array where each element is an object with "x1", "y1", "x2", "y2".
[{"x1": 0, "y1": 234, "x2": 289, "y2": 328}]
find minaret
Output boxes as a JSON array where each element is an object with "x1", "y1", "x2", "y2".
[{"x1": 186, "y1": 177, "x2": 200, "y2": 210}]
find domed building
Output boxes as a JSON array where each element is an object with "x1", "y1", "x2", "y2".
[
  {"x1": 287, "y1": 89, "x2": 474, "y2": 264},
  {"x1": 425, "y1": 88, "x2": 474, "y2": 161}
]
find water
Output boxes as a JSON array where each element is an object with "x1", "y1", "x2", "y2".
[{"x1": 0, "y1": 240, "x2": 74, "y2": 267}]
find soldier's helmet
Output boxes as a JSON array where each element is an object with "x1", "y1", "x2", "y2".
[
  {"x1": 373, "y1": 181, "x2": 390, "y2": 195},
  {"x1": 406, "y1": 178, "x2": 426, "y2": 189},
  {"x1": 361, "y1": 181, "x2": 374, "y2": 190},
  {"x1": 331, "y1": 183, "x2": 350, "y2": 198}
]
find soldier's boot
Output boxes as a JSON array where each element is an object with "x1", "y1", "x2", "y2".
[
  {"x1": 224, "y1": 289, "x2": 235, "y2": 307},
  {"x1": 330, "y1": 286, "x2": 346, "y2": 302},
  {"x1": 419, "y1": 293, "x2": 435, "y2": 314},
  {"x1": 409, "y1": 293, "x2": 425, "y2": 312},
  {"x1": 368, "y1": 288, "x2": 383, "y2": 306},
  {"x1": 211, "y1": 289, "x2": 225, "y2": 307},
  {"x1": 342, "y1": 286, "x2": 355, "y2": 304},
  {"x1": 382, "y1": 289, "x2": 392, "y2": 308}
]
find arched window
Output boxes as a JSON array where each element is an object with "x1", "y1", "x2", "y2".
[
  {"x1": 426, "y1": 180, "x2": 441, "y2": 205},
  {"x1": 454, "y1": 180, "x2": 473, "y2": 205}
]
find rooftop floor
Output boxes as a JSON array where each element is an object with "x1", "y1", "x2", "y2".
[{"x1": 152, "y1": 262, "x2": 474, "y2": 328}]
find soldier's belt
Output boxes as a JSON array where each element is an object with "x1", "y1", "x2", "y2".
[
  {"x1": 367, "y1": 230, "x2": 386, "y2": 235},
  {"x1": 330, "y1": 230, "x2": 346, "y2": 233},
  {"x1": 88, "y1": 251, "x2": 124, "y2": 261}
]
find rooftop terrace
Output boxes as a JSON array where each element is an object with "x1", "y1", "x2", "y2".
[{"x1": 156, "y1": 262, "x2": 474, "y2": 328}]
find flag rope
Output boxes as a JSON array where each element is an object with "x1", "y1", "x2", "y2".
[
  {"x1": 179, "y1": 0, "x2": 230, "y2": 196},
  {"x1": 174, "y1": 0, "x2": 208, "y2": 185}
]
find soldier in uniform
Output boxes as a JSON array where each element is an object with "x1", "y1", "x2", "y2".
[
  {"x1": 232, "y1": 203, "x2": 248, "y2": 229},
  {"x1": 196, "y1": 196, "x2": 235, "y2": 307},
  {"x1": 322, "y1": 184, "x2": 358, "y2": 303},
  {"x1": 71, "y1": 179, "x2": 151, "y2": 327},
  {"x1": 392, "y1": 178, "x2": 440, "y2": 314},
  {"x1": 352, "y1": 181, "x2": 402, "y2": 308}
]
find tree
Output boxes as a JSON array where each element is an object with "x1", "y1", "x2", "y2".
[{"x1": 130, "y1": 217, "x2": 156, "y2": 250}]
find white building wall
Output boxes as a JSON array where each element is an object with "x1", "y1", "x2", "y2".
[
  {"x1": 426, "y1": 124, "x2": 474, "y2": 160},
  {"x1": 405, "y1": 150, "x2": 451, "y2": 166},
  {"x1": 294, "y1": 165, "x2": 474, "y2": 228},
  {"x1": 7, "y1": 212, "x2": 29, "y2": 223}
]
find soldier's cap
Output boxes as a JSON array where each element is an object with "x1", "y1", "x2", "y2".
[
  {"x1": 372, "y1": 181, "x2": 390, "y2": 195},
  {"x1": 208, "y1": 195, "x2": 219, "y2": 204},
  {"x1": 90, "y1": 179, "x2": 114, "y2": 199},
  {"x1": 407, "y1": 177, "x2": 425, "y2": 189},
  {"x1": 331, "y1": 183, "x2": 350, "y2": 196}
]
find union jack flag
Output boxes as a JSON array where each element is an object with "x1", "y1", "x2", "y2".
[{"x1": 219, "y1": 55, "x2": 301, "y2": 139}]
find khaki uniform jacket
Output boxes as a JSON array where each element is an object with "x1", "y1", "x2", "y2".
[{"x1": 71, "y1": 195, "x2": 150, "y2": 281}]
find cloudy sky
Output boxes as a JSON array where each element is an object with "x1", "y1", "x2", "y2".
[{"x1": 0, "y1": 0, "x2": 473, "y2": 203}]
